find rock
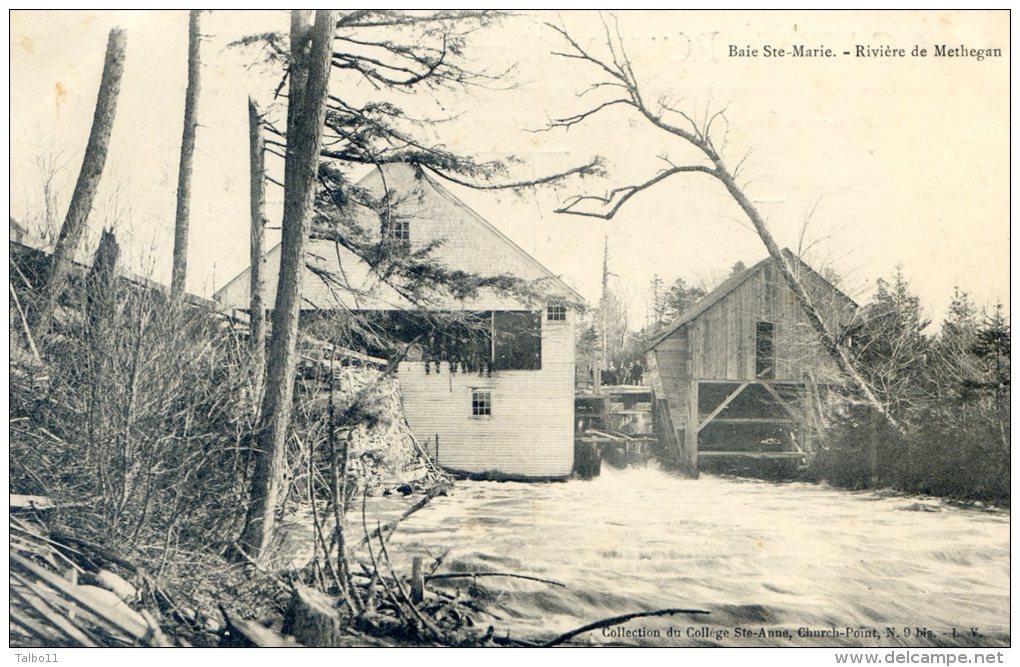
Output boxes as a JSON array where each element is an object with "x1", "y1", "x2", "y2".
[{"x1": 903, "y1": 502, "x2": 941, "y2": 513}]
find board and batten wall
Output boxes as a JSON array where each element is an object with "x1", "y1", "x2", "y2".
[
  {"x1": 646, "y1": 260, "x2": 856, "y2": 434},
  {"x1": 397, "y1": 309, "x2": 575, "y2": 479},
  {"x1": 687, "y1": 263, "x2": 851, "y2": 383}
]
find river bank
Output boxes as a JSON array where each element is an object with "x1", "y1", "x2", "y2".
[{"x1": 303, "y1": 465, "x2": 1010, "y2": 647}]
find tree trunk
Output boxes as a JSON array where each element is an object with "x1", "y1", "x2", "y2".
[
  {"x1": 285, "y1": 11, "x2": 314, "y2": 142},
  {"x1": 248, "y1": 97, "x2": 267, "y2": 393},
  {"x1": 85, "y1": 229, "x2": 119, "y2": 479},
  {"x1": 710, "y1": 160, "x2": 902, "y2": 432},
  {"x1": 39, "y1": 28, "x2": 126, "y2": 338},
  {"x1": 237, "y1": 9, "x2": 335, "y2": 563},
  {"x1": 170, "y1": 10, "x2": 202, "y2": 297},
  {"x1": 86, "y1": 229, "x2": 120, "y2": 337}
]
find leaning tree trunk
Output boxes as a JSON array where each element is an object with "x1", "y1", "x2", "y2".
[
  {"x1": 39, "y1": 28, "x2": 126, "y2": 339},
  {"x1": 238, "y1": 9, "x2": 335, "y2": 563},
  {"x1": 170, "y1": 10, "x2": 202, "y2": 297},
  {"x1": 248, "y1": 96, "x2": 268, "y2": 395},
  {"x1": 709, "y1": 158, "x2": 902, "y2": 432}
]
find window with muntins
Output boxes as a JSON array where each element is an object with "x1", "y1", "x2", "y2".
[
  {"x1": 385, "y1": 220, "x2": 410, "y2": 243},
  {"x1": 547, "y1": 304, "x2": 567, "y2": 321},
  {"x1": 471, "y1": 389, "x2": 491, "y2": 416}
]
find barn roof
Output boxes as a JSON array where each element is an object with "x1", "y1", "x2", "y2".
[
  {"x1": 642, "y1": 249, "x2": 857, "y2": 353},
  {"x1": 9, "y1": 218, "x2": 217, "y2": 310}
]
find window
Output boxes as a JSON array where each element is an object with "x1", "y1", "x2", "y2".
[
  {"x1": 471, "y1": 389, "x2": 491, "y2": 416},
  {"x1": 547, "y1": 304, "x2": 567, "y2": 321},
  {"x1": 755, "y1": 321, "x2": 775, "y2": 379},
  {"x1": 385, "y1": 220, "x2": 410, "y2": 243}
]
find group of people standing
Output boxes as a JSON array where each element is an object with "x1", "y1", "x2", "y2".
[{"x1": 599, "y1": 359, "x2": 644, "y2": 386}]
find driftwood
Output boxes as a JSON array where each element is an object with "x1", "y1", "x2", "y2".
[
  {"x1": 10, "y1": 551, "x2": 152, "y2": 645},
  {"x1": 542, "y1": 607, "x2": 711, "y2": 647},
  {"x1": 10, "y1": 494, "x2": 55, "y2": 511},
  {"x1": 426, "y1": 572, "x2": 565, "y2": 588},
  {"x1": 354, "y1": 485, "x2": 445, "y2": 549},
  {"x1": 219, "y1": 605, "x2": 303, "y2": 648}
]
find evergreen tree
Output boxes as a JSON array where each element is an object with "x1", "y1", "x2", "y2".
[
  {"x1": 661, "y1": 277, "x2": 706, "y2": 322},
  {"x1": 854, "y1": 268, "x2": 931, "y2": 420}
]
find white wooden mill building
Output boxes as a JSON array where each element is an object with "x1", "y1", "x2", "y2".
[{"x1": 215, "y1": 163, "x2": 583, "y2": 480}]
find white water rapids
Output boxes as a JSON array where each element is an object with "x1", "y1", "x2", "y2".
[{"x1": 283, "y1": 465, "x2": 1009, "y2": 647}]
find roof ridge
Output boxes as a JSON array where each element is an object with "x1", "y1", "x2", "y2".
[
  {"x1": 417, "y1": 167, "x2": 586, "y2": 304},
  {"x1": 642, "y1": 249, "x2": 856, "y2": 353}
]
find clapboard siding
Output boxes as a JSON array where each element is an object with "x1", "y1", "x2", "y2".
[
  {"x1": 399, "y1": 312, "x2": 575, "y2": 478},
  {"x1": 214, "y1": 163, "x2": 581, "y2": 479},
  {"x1": 216, "y1": 164, "x2": 581, "y2": 313}
]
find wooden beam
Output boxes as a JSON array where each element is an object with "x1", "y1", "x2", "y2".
[
  {"x1": 697, "y1": 381, "x2": 749, "y2": 432},
  {"x1": 686, "y1": 380, "x2": 699, "y2": 470},
  {"x1": 698, "y1": 451, "x2": 805, "y2": 459},
  {"x1": 759, "y1": 381, "x2": 801, "y2": 419},
  {"x1": 702, "y1": 417, "x2": 794, "y2": 425}
]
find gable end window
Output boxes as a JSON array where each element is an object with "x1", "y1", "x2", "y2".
[
  {"x1": 547, "y1": 304, "x2": 567, "y2": 321},
  {"x1": 385, "y1": 220, "x2": 410, "y2": 243},
  {"x1": 471, "y1": 389, "x2": 492, "y2": 416}
]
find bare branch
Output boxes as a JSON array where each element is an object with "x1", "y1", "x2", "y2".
[
  {"x1": 426, "y1": 159, "x2": 605, "y2": 191},
  {"x1": 555, "y1": 165, "x2": 717, "y2": 220},
  {"x1": 533, "y1": 98, "x2": 634, "y2": 132}
]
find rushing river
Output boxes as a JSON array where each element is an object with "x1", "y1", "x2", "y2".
[{"x1": 285, "y1": 465, "x2": 1010, "y2": 647}]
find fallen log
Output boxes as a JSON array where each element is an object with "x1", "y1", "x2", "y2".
[
  {"x1": 219, "y1": 605, "x2": 303, "y2": 648},
  {"x1": 426, "y1": 572, "x2": 566, "y2": 588},
  {"x1": 10, "y1": 494, "x2": 55, "y2": 511}
]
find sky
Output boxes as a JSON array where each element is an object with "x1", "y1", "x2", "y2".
[{"x1": 8, "y1": 10, "x2": 1011, "y2": 329}]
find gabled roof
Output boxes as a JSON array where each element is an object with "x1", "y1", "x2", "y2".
[
  {"x1": 642, "y1": 249, "x2": 858, "y2": 352},
  {"x1": 214, "y1": 162, "x2": 585, "y2": 310},
  {"x1": 418, "y1": 168, "x2": 585, "y2": 304},
  {"x1": 10, "y1": 220, "x2": 217, "y2": 309}
]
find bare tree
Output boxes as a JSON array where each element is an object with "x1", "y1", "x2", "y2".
[
  {"x1": 39, "y1": 28, "x2": 127, "y2": 339},
  {"x1": 546, "y1": 20, "x2": 901, "y2": 431},
  {"x1": 170, "y1": 10, "x2": 202, "y2": 297},
  {"x1": 248, "y1": 97, "x2": 268, "y2": 392},
  {"x1": 238, "y1": 9, "x2": 336, "y2": 563},
  {"x1": 31, "y1": 147, "x2": 72, "y2": 243}
]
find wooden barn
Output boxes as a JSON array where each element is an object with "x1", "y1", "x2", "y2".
[
  {"x1": 643, "y1": 251, "x2": 859, "y2": 475},
  {"x1": 215, "y1": 163, "x2": 583, "y2": 481}
]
